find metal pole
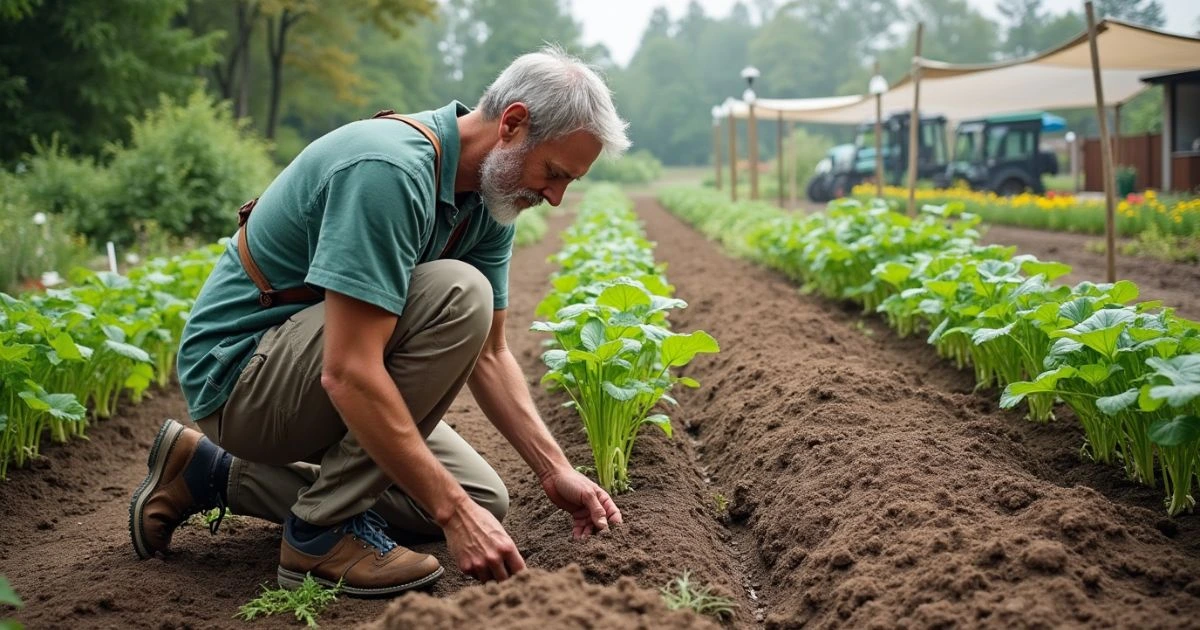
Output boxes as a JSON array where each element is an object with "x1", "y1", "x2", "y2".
[
  {"x1": 749, "y1": 103, "x2": 759, "y2": 200},
  {"x1": 713, "y1": 119, "x2": 722, "y2": 191},
  {"x1": 874, "y1": 61, "x2": 884, "y2": 197},
  {"x1": 777, "y1": 111, "x2": 785, "y2": 207},
  {"x1": 906, "y1": 22, "x2": 924, "y2": 217},
  {"x1": 1086, "y1": 2, "x2": 1117, "y2": 283},
  {"x1": 729, "y1": 113, "x2": 738, "y2": 202}
]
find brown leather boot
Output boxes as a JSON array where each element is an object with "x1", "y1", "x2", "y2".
[
  {"x1": 129, "y1": 419, "x2": 229, "y2": 559},
  {"x1": 278, "y1": 511, "x2": 443, "y2": 597}
]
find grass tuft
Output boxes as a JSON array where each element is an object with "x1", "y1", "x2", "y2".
[
  {"x1": 237, "y1": 574, "x2": 341, "y2": 629},
  {"x1": 660, "y1": 570, "x2": 736, "y2": 620}
]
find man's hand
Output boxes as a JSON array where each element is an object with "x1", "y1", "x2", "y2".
[
  {"x1": 540, "y1": 468, "x2": 623, "y2": 540},
  {"x1": 441, "y1": 498, "x2": 525, "y2": 583}
]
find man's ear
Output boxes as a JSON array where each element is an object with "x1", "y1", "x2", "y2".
[{"x1": 499, "y1": 103, "x2": 530, "y2": 142}]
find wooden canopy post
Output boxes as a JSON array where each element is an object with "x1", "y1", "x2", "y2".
[
  {"x1": 788, "y1": 121, "x2": 798, "y2": 207},
  {"x1": 873, "y1": 61, "x2": 885, "y2": 197},
  {"x1": 777, "y1": 111, "x2": 785, "y2": 207},
  {"x1": 728, "y1": 113, "x2": 738, "y2": 202},
  {"x1": 1086, "y1": 1, "x2": 1117, "y2": 283},
  {"x1": 712, "y1": 109, "x2": 723, "y2": 191},
  {"x1": 748, "y1": 102, "x2": 760, "y2": 200},
  {"x1": 906, "y1": 22, "x2": 924, "y2": 217},
  {"x1": 1113, "y1": 103, "x2": 1123, "y2": 169}
]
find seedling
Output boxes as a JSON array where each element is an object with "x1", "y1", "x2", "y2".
[
  {"x1": 712, "y1": 493, "x2": 729, "y2": 516},
  {"x1": 660, "y1": 570, "x2": 736, "y2": 620},
  {"x1": 237, "y1": 574, "x2": 341, "y2": 629}
]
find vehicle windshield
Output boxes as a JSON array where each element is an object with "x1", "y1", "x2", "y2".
[{"x1": 954, "y1": 125, "x2": 984, "y2": 162}]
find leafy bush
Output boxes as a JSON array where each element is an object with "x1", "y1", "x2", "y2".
[
  {"x1": 585, "y1": 150, "x2": 663, "y2": 185},
  {"x1": 0, "y1": 169, "x2": 93, "y2": 294},
  {"x1": 104, "y1": 91, "x2": 275, "y2": 244},
  {"x1": 12, "y1": 137, "x2": 111, "y2": 238},
  {"x1": 10, "y1": 92, "x2": 274, "y2": 246}
]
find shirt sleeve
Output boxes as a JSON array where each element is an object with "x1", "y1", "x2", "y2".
[
  {"x1": 462, "y1": 219, "x2": 516, "y2": 310},
  {"x1": 306, "y1": 160, "x2": 430, "y2": 315}
]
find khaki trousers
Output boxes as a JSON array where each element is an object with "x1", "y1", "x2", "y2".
[{"x1": 195, "y1": 260, "x2": 508, "y2": 534}]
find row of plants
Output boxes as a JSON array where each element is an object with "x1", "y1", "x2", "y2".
[
  {"x1": 532, "y1": 184, "x2": 719, "y2": 493},
  {"x1": 0, "y1": 203, "x2": 554, "y2": 480},
  {"x1": 0, "y1": 244, "x2": 224, "y2": 478},
  {"x1": 853, "y1": 184, "x2": 1200, "y2": 238},
  {"x1": 660, "y1": 186, "x2": 1200, "y2": 515}
]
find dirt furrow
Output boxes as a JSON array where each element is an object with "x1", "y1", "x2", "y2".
[
  {"x1": 634, "y1": 193, "x2": 1200, "y2": 629},
  {"x1": 1, "y1": 208, "x2": 750, "y2": 629}
]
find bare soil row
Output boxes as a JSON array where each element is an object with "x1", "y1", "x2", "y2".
[{"x1": 4, "y1": 197, "x2": 1200, "y2": 629}]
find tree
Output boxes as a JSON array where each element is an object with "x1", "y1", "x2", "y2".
[
  {"x1": 255, "y1": 0, "x2": 435, "y2": 139},
  {"x1": 432, "y1": 0, "x2": 592, "y2": 105},
  {"x1": 1093, "y1": 0, "x2": 1165, "y2": 27},
  {"x1": 997, "y1": 0, "x2": 1046, "y2": 57},
  {"x1": 749, "y1": 13, "x2": 823, "y2": 97},
  {"x1": 778, "y1": 0, "x2": 902, "y2": 96},
  {"x1": 0, "y1": 0, "x2": 218, "y2": 163}
]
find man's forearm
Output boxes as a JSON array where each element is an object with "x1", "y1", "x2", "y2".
[
  {"x1": 468, "y1": 347, "x2": 573, "y2": 481},
  {"x1": 322, "y1": 364, "x2": 474, "y2": 526}
]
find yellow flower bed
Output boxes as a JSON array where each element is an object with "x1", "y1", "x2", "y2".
[{"x1": 851, "y1": 184, "x2": 1200, "y2": 237}]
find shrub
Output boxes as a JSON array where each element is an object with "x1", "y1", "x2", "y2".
[
  {"x1": 0, "y1": 169, "x2": 92, "y2": 294},
  {"x1": 14, "y1": 136, "x2": 111, "y2": 238},
  {"x1": 585, "y1": 149, "x2": 663, "y2": 184},
  {"x1": 104, "y1": 91, "x2": 275, "y2": 244}
]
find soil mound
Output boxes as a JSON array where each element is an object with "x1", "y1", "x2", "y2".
[{"x1": 365, "y1": 565, "x2": 720, "y2": 630}]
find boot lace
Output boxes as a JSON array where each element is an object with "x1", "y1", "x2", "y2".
[{"x1": 341, "y1": 510, "x2": 397, "y2": 556}]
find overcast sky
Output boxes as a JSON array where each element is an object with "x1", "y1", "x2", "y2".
[{"x1": 571, "y1": 0, "x2": 1200, "y2": 67}]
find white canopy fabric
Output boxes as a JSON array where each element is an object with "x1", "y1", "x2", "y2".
[{"x1": 722, "y1": 19, "x2": 1200, "y2": 125}]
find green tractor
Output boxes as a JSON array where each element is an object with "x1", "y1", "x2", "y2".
[
  {"x1": 807, "y1": 112, "x2": 949, "y2": 202},
  {"x1": 937, "y1": 112, "x2": 1063, "y2": 195}
]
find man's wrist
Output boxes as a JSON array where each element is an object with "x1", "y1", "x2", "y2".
[
  {"x1": 535, "y1": 459, "x2": 576, "y2": 485},
  {"x1": 432, "y1": 490, "x2": 476, "y2": 529}
]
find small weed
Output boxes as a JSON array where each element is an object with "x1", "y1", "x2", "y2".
[
  {"x1": 237, "y1": 574, "x2": 341, "y2": 629},
  {"x1": 188, "y1": 507, "x2": 238, "y2": 529},
  {"x1": 712, "y1": 493, "x2": 729, "y2": 516},
  {"x1": 854, "y1": 319, "x2": 874, "y2": 337},
  {"x1": 660, "y1": 570, "x2": 736, "y2": 620}
]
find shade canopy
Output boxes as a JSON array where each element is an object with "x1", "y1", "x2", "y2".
[{"x1": 721, "y1": 19, "x2": 1200, "y2": 126}]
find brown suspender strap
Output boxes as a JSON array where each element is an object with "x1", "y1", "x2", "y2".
[{"x1": 237, "y1": 109, "x2": 459, "y2": 308}]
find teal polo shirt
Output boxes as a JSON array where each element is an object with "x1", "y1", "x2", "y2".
[{"x1": 177, "y1": 101, "x2": 515, "y2": 421}]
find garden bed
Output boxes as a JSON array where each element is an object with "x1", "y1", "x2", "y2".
[{"x1": 3, "y1": 197, "x2": 1200, "y2": 628}]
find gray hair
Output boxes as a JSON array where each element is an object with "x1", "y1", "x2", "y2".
[{"x1": 478, "y1": 45, "x2": 631, "y2": 157}]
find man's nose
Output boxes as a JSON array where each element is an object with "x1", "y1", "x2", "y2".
[{"x1": 542, "y1": 183, "x2": 566, "y2": 207}]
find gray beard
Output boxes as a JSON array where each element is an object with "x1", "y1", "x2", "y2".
[{"x1": 479, "y1": 142, "x2": 543, "y2": 225}]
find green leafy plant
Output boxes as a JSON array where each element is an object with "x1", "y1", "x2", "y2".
[
  {"x1": 533, "y1": 185, "x2": 719, "y2": 493},
  {"x1": 660, "y1": 570, "x2": 736, "y2": 620},
  {"x1": 237, "y1": 574, "x2": 341, "y2": 629},
  {"x1": 0, "y1": 242, "x2": 224, "y2": 478},
  {"x1": 0, "y1": 574, "x2": 22, "y2": 630},
  {"x1": 660, "y1": 186, "x2": 1200, "y2": 515}
]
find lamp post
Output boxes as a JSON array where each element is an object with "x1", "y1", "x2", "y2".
[
  {"x1": 711, "y1": 105, "x2": 723, "y2": 191},
  {"x1": 868, "y1": 63, "x2": 889, "y2": 197},
  {"x1": 742, "y1": 65, "x2": 760, "y2": 201}
]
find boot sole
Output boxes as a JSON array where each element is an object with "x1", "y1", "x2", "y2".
[
  {"x1": 277, "y1": 565, "x2": 445, "y2": 598},
  {"x1": 129, "y1": 419, "x2": 187, "y2": 559}
]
